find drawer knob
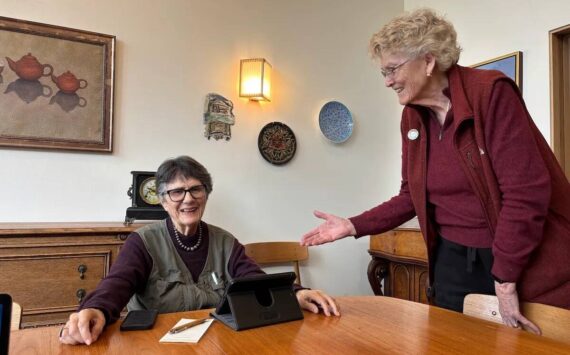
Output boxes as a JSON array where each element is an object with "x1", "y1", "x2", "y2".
[
  {"x1": 76, "y1": 288, "x2": 86, "y2": 303},
  {"x1": 78, "y1": 264, "x2": 87, "y2": 279}
]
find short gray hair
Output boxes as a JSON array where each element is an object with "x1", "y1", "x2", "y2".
[{"x1": 156, "y1": 156, "x2": 213, "y2": 198}]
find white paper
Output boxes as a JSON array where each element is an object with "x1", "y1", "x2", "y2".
[{"x1": 159, "y1": 318, "x2": 214, "y2": 343}]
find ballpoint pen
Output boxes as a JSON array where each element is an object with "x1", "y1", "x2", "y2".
[{"x1": 169, "y1": 318, "x2": 208, "y2": 334}]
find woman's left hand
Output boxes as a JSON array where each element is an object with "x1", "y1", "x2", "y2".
[
  {"x1": 494, "y1": 281, "x2": 541, "y2": 334},
  {"x1": 296, "y1": 289, "x2": 340, "y2": 316}
]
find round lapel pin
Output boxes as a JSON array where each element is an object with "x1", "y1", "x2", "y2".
[{"x1": 407, "y1": 129, "x2": 419, "y2": 140}]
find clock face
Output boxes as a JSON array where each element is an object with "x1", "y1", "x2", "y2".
[{"x1": 139, "y1": 177, "x2": 160, "y2": 205}]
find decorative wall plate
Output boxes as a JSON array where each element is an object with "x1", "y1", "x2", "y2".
[
  {"x1": 258, "y1": 122, "x2": 297, "y2": 165},
  {"x1": 318, "y1": 101, "x2": 353, "y2": 143}
]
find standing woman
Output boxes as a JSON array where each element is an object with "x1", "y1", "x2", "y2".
[{"x1": 301, "y1": 8, "x2": 570, "y2": 334}]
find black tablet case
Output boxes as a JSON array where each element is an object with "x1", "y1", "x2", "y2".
[{"x1": 211, "y1": 272, "x2": 303, "y2": 331}]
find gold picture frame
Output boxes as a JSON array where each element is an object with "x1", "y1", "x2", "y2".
[
  {"x1": 471, "y1": 51, "x2": 522, "y2": 90},
  {"x1": 0, "y1": 16, "x2": 115, "y2": 152}
]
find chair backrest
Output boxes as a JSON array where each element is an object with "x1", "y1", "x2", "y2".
[
  {"x1": 244, "y1": 241, "x2": 308, "y2": 285},
  {"x1": 11, "y1": 302, "x2": 22, "y2": 331},
  {"x1": 463, "y1": 294, "x2": 570, "y2": 344}
]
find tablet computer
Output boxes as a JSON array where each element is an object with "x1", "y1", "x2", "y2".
[
  {"x1": 211, "y1": 272, "x2": 303, "y2": 331},
  {"x1": 0, "y1": 294, "x2": 13, "y2": 355}
]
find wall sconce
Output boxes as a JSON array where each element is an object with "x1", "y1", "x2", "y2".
[{"x1": 239, "y1": 58, "x2": 272, "y2": 101}]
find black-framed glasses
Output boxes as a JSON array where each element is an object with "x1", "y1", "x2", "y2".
[
  {"x1": 380, "y1": 59, "x2": 410, "y2": 78},
  {"x1": 164, "y1": 185, "x2": 207, "y2": 202}
]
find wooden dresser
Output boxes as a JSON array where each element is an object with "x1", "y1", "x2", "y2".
[
  {"x1": 367, "y1": 228, "x2": 429, "y2": 304},
  {"x1": 0, "y1": 222, "x2": 148, "y2": 328}
]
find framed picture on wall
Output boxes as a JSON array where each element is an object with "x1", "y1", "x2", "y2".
[
  {"x1": 471, "y1": 51, "x2": 522, "y2": 90},
  {"x1": 0, "y1": 16, "x2": 115, "y2": 152}
]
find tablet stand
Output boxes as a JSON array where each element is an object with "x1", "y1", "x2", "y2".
[{"x1": 211, "y1": 273, "x2": 304, "y2": 331}]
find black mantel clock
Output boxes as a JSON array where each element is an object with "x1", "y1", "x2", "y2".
[{"x1": 124, "y1": 171, "x2": 168, "y2": 225}]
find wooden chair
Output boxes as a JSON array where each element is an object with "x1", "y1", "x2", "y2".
[
  {"x1": 463, "y1": 294, "x2": 570, "y2": 344},
  {"x1": 244, "y1": 241, "x2": 308, "y2": 285},
  {"x1": 11, "y1": 302, "x2": 22, "y2": 331}
]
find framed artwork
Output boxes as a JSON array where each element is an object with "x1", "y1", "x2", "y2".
[
  {"x1": 0, "y1": 16, "x2": 115, "y2": 152},
  {"x1": 471, "y1": 51, "x2": 522, "y2": 90}
]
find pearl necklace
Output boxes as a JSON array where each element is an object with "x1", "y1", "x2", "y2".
[{"x1": 173, "y1": 223, "x2": 202, "y2": 252}]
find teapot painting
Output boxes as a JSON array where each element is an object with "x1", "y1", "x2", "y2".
[
  {"x1": 51, "y1": 71, "x2": 88, "y2": 94},
  {"x1": 50, "y1": 91, "x2": 87, "y2": 112},
  {"x1": 6, "y1": 53, "x2": 53, "y2": 81},
  {"x1": 5, "y1": 79, "x2": 53, "y2": 104}
]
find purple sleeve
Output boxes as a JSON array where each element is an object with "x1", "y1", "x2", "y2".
[
  {"x1": 227, "y1": 239, "x2": 265, "y2": 278},
  {"x1": 349, "y1": 116, "x2": 416, "y2": 237},
  {"x1": 485, "y1": 81, "x2": 551, "y2": 282},
  {"x1": 79, "y1": 232, "x2": 152, "y2": 324},
  {"x1": 227, "y1": 239, "x2": 305, "y2": 291}
]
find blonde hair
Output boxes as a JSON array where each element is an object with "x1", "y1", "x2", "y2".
[{"x1": 369, "y1": 8, "x2": 461, "y2": 71}]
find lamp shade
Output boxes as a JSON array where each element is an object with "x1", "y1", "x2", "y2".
[{"x1": 239, "y1": 58, "x2": 271, "y2": 101}]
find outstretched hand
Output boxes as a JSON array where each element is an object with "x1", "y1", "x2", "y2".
[
  {"x1": 300, "y1": 210, "x2": 356, "y2": 246},
  {"x1": 495, "y1": 281, "x2": 541, "y2": 335}
]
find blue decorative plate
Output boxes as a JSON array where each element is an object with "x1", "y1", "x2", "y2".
[{"x1": 318, "y1": 101, "x2": 353, "y2": 143}]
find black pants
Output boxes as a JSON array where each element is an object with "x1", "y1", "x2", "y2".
[{"x1": 432, "y1": 236, "x2": 495, "y2": 312}]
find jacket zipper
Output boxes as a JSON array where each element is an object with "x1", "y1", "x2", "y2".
[
  {"x1": 467, "y1": 151, "x2": 475, "y2": 168},
  {"x1": 465, "y1": 148, "x2": 495, "y2": 234}
]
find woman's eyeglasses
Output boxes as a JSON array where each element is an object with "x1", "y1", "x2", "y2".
[
  {"x1": 164, "y1": 185, "x2": 207, "y2": 202},
  {"x1": 380, "y1": 59, "x2": 409, "y2": 78}
]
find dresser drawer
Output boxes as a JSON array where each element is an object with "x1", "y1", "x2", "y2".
[
  {"x1": 0, "y1": 251, "x2": 111, "y2": 326},
  {"x1": 0, "y1": 222, "x2": 145, "y2": 328}
]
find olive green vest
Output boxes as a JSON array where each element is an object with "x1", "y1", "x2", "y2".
[{"x1": 127, "y1": 220, "x2": 235, "y2": 313}]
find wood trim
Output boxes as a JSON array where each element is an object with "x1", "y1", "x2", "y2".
[
  {"x1": 550, "y1": 24, "x2": 570, "y2": 177},
  {"x1": 0, "y1": 239, "x2": 126, "y2": 249},
  {"x1": 368, "y1": 229, "x2": 427, "y2": 262},
  {"x1": 23, "y1": 305, "x2": 81, "y2": 315},
  {"x1": 0, "y1": 251, "x2": 111, "y2": 270},
  {"x1": 0, "y1": 222, "x2": 147, "y2": 235},
  {"x1": 368, "y1": 250, "x2": 427, "y2": 266},
  {"x1": 367, "y1": 257, "x2": 389, "y2": 296}
]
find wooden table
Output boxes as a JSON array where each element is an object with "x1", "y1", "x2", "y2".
[{"x1": 10, "y1": 296, "x2": 570, "y2": 354}]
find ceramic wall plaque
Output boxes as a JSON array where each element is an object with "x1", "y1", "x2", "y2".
[{"x1": 203, "y1": 93, "x2": 235, "y2": 141}]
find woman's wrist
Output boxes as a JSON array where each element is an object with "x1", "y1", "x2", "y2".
[
  {"x1": 345, "y1": 219, "x2": 357, "y2": 236},
  {"x1": 494, "y1": 281, "x2": 516, "y2": 294}
]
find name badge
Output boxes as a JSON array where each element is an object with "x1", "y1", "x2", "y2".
[{"x1": 407, "y1": 129, "x2": 419, "y2": 140}]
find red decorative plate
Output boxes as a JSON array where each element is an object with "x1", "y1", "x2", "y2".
[{"x1": 258, "y1": 122, "x2": 297, "y2": 165}]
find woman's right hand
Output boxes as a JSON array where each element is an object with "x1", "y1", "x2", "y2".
[
  {"x1": 59, "y1": 308, "x2": 106, "y2": 345},
  {"x1": 301, "y1": 210, "x2": 356, "y2": 246}
]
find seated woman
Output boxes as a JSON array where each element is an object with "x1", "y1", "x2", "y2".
[{"x1": 59, "y1": 156, "x2": 340, "y2": 345}]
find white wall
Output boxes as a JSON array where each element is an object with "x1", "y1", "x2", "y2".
[
  {"x1": 405, "y1": 0, "x2": 570, "y2": 140},
  {"x1": 0, "y1": 0, "x2": 405, "y2": 296}
]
